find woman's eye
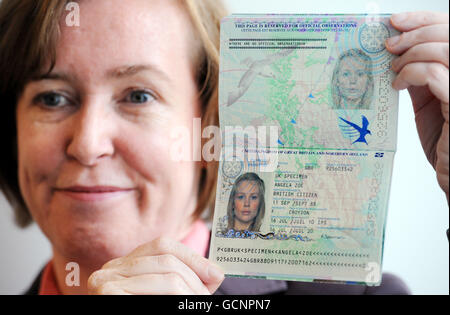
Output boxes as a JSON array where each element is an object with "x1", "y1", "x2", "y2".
[
  {"x1": 126, "y1": 90, "x2": 155, "y2": 104},
  {"x1": 236, "y1": 195, "x2": 244, "y2": 200},
  {"x1": 35, "y1": 92, "x2": 69, "y2": 107}
]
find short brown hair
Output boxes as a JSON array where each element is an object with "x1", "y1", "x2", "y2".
[{"x1": 0, "y1": 0, "x2": 227, "y2": 227}]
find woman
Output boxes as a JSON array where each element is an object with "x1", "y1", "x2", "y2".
[
  {"x1": 226, "y1": 173, "x2": 265, "y2": 232},
  {"x1": 0, "y1": 0, "x2": 448, "y2": 295},
  {"x1": 331, "y1": 49, "x2": 374, "y2": 110},
  {"x1": 0, "y1": 0, "x2": 226, "y2": 295}
]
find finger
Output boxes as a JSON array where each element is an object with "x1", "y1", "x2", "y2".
[
  {"x1": 392, "y1": 42, "x2": 449, "y2": 72},
  {"x1": 391, "y1": 11, "x2": 449, "y2": 32},
  {"x1": 98, "y1": 285, "x2": 132, "y2": 295},
  {"x1": 91, "y1": 280, "x2": 132, "y2": 295},
  {"x1": 101, "y1": 257, "x2": 124, "y2": 269},
  {"x1": 393, "y1": 62, "x2": 449, "y2": 107},
  {"x1": 88, "y1": 269, "x2": 126, "y2": 293},
  {"x1": 386, "y1": 24, "x2": 449, "y2": 55},
  {"x1": 106, "y1": 273, "x2": 195, "y2": 295},
  {"x1": 128, "y1": 237, "x2": 224, "y2": 293},
  {"x1": 114, "y1": 255, "x2": 210, "y2": 295}
]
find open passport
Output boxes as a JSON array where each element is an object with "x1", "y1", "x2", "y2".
[{"x1": 209, "y1": 14, "x2": 400, "y2": 285}]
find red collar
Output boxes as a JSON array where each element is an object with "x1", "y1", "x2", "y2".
[{"x1": 38, "y1": 261, "x2": 60, "y2": 295}]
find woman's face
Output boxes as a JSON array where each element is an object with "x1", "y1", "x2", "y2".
[
  {"x1": 233, "y1": 180, "x2": 260, "y2": 227},
  {"x1": 16, "y1": 0, "x2": 201, "y2": 267},
  {"x1": 337, "y1": 56, "x2": 369, "y2": 102}
]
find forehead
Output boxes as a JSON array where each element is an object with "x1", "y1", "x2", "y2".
[
  {"x1": 236, "y1": 180, "x2": 259, "y2": 194},
  {"x1": 54, "y1": 0, "x2": 195, "y2": 80},
  {"x1": 340, "y1": 56, "x2": 367, "y2": 70}
]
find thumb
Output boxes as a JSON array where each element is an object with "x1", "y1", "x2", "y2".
[{"x1": 204, "y1": 262, "x2": 225, "y2": 294}]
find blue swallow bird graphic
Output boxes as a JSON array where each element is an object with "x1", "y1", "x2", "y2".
[{"x1": 339, "y1": 115, "x2": 372, "y2": 145}]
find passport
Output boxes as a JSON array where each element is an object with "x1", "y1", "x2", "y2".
[{"x1": 209, "y1": 14, "x2": 400, "y2": 285}]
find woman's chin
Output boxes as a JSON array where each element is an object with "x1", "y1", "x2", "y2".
[
  {"x1": 343, "y1": 95, "x2": 363, "y2": 103},
  {"x1": 51, "y1": 222, "x2": 140, "y2": 267}
]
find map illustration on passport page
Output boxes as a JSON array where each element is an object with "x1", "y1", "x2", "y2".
[{"x1": 209, "y1": 14, "x2": 400, "y2": 285}]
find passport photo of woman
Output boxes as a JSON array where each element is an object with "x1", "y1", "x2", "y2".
[{"x1": 226, "y1": 172, "x2": 266, "y2": 232}]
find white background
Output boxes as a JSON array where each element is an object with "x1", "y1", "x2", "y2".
[{"x1": 0, "y1": 0, "x2": 448, "y2": 295}]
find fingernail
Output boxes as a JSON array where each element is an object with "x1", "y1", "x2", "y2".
[
  {"x1": 386, "y1": 35, "x2": 401, "y2": 48},
  {"x1": 392, "y1": 13, "x2": 407, "y2": 25},
  {"x1": 392, "y1": 78, "x2": 408, "y2": 90},
  {"x1": 208, "y1": 264, "x2": 224, "y2": 281}
]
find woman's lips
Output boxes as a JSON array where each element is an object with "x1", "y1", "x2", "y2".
[
  {"x1": 343, "y1": 88, "x2": 360, "y2": 95},
  {"x1": 55, "y1": 186, "x2": 135, "y2": 202}
]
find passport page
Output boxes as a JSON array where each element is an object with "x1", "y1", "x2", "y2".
[{"x1": 209, "y1": 14, "x2": 400, "y2": 285}]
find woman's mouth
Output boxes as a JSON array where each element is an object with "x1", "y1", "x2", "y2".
[
  {"x1": 344, "y1": 88, "x2": 361, "y2": 95},
  {"x1": 54, "y1": 186, "x2": 135, "y2": 202}
]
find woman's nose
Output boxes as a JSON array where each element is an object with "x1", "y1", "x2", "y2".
[{"x1": 65, "y1": 99, "x2": 115, "y2": 166}]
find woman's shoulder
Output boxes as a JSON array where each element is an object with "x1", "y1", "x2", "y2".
[{"x1": 23, "y1": 268, "x2": 44, "y2": 295}]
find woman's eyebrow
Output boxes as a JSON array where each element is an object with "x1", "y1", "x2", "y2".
[
  {"x1": 106, "y1": 64, "x2": 172, "y2": 85},
  {"x1": 236, "y1": 190, "x2": 258, "y2": 195},
  {"x1": 29, "y1": 64, "x2": 172, "y2": 86},
  {"x1": 30, "y1": 72, "x2": 75, "y2": 84}
]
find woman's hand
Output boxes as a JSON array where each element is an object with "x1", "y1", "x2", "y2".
[
  {"x1": 387, "y1": 11, "x2": 449, "y2": 202},
  {"x1": 87, "y1": 237, "x2": 224, "y2": 295}
]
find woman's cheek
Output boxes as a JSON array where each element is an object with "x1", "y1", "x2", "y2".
[
  {"x1": 17, "y1": 122, "x2": 66, "y2": 210},
  {"x1": 357, "y1": 77, "x2": 367, "y2": 90},
  {"x1": 338, "y1": 77, "x2": 348, "y2": 89},
  {"x1": 234, "y1": 199, "x2": 242, "y2": 212},
  {"x1": 116, "y1": 116, "x2": 172, "y2": 173},
  {"x1": 123, "y1": 108, "x2": 195, "y2": 170}
]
